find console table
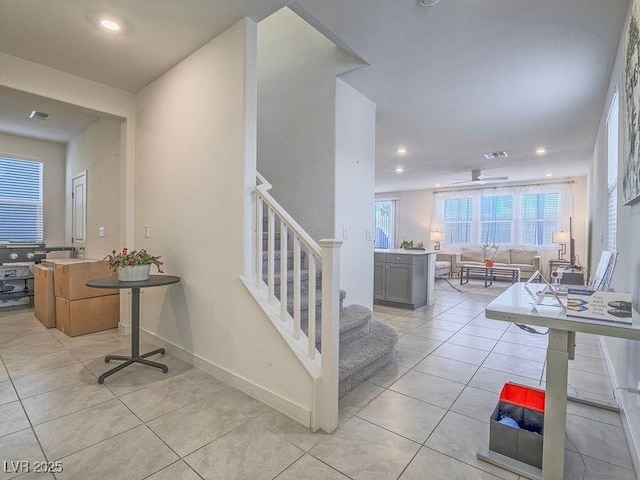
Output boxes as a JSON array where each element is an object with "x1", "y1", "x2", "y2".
[
  {"x1": 86, "y1": 275, "x2": 181, "y2": 384},
  {"x1": 478, "y1": 283, "x2": 640, "y2": 480}
]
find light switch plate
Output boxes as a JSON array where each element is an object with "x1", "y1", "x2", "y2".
[
  {"x1": 98, "y1": 226, "x2": 105, "y2": 237},
  {"x1": 145, "y1": 225, "x2": 150, "y2": 238}
]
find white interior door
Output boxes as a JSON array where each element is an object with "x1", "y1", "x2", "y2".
[{"x1": 71, "y1": 171, "x2": 87, "y2": 245}]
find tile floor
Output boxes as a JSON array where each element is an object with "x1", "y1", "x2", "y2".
[{"x1": 0, "y1": 281, "x2": 636, "y2": 480}]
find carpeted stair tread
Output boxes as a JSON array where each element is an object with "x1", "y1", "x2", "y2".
[
  {"x1": 336, "y1": 305, "x2": 372, "y2": 345},
  {"x1": 304, "y1": 304, "x2": 372, "y2": 346},
  {"x1": 338, "y1": 320, "x2": 398, "y2": 397}
]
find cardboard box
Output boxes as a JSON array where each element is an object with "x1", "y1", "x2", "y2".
[
  {"x1": 55, "y1": 294, "x2": 120, "y2": 337},
  {"x1": 34, "y1": 265, "x2": 56, "y2": 328},
  {"x1": 51, "y1": 259, "x2": 115, "y2": 300},
  {"x1": 567, "y1": 289, "x2": 633, "y2": 324},
  {"x1": 41, "y1": 258, "x2": 88, "y2": 268}
]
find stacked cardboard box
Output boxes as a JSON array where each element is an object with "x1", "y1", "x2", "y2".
[
  {"x1": 42, "y1": 259, "x2": 120, "y2": 337},
  {"x1": 34, "y1": 265, "x2": 56, "y2": 327}
]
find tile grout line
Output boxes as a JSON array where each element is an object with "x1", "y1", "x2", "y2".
[
  {"x1": 0, "y1": 354, "x2": 55, "y2": 479},
  {"x1": 377, "y1": 291, "x2": 523, "y2": 479}
]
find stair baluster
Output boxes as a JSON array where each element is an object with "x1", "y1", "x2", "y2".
[
  {"x1": 279, "y1": 220, "x2": 288, "y2": 323},
  {"x1": 267, "y1": 206, "x2": 275, "y2": 304},
  {"x1": 308, "y1": 254, "x2": 317, "y2": 360},
  {"x1": 255, "y1": 197, "x2": 263, "y2": 290},
  {"x1": 293, "y1": 236, "x2": 301, "y2": 340}
]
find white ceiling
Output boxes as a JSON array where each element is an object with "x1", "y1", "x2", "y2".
[
  {"x1": 0, "y1": 0, "x2": 289, "y2": 93},
  {"x1": 294, "y1": 0, "x2": 631, "y2": 192},
  {"x1": 0, "y1": 87, "x2": 103, "y2": 143},
  {"x1": 0, "y1": 0, "x2": 631, "y2": 190}
]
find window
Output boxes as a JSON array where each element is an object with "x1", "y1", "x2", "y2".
[
  {"x1": 0, "y1": 157, "x2": 43, "y2": 242},
  {"x1": 521, "y1": 193, "x2": 559, "y2": 245},
  {"x1": 607, "y1": 91, "x2": 619, "y2": 251},
  {"x1": 374, "y1": 200, "x2": 395, "y2": 249},
  {"x1": 443, "y1": 197, "x2": 472, "y2": 244},
  {"x1": 480, "y1": 195, "x2": 513, "y2": 244}
]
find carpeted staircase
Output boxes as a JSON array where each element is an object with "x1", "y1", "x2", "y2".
[{"x1": 262, "y1": 229, "x2": 398, "y2": 398}]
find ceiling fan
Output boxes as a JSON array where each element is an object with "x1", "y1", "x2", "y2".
[{"x1": 452, "y1": 169, "x2": 509, "y2": 185}]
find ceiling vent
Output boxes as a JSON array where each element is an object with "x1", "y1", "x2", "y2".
[
  {"x1": 28, "y1": 111, "x2": 50, "y2": 121},
  {"x1": 483, "y1": 151, "x2": 508, "y2": 159}
]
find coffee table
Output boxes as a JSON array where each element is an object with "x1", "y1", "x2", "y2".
[{"x1": 459, "y1": 265, "x2": 520, "y2": 287}]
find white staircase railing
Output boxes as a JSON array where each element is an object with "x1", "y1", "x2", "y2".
[{"x1": 247, "y1": 172, "x2": 341, "y2": 433}]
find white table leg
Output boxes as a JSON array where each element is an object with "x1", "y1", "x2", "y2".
[{"x1": 543, "y1": 328, "x2": 570, "y2": 480}]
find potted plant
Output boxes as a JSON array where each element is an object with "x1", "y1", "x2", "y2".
[
  {"x1": 105, "y1": 247, "x2": 164, "y2": 281},
  {"x1": 400, "y1": 240, "x2": 426, "y2": 251},
  {"x1": 482, "y1": 243, "x2": 499, "y2": 268}
]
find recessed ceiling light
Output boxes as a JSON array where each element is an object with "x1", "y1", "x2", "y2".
[
  {"x1": 545, "y1": 173, "x2": 553, "y2": 177},
  {"x1": 435, "y1": 183, "x2": 440, "y2": 187},
  {"x1": 536, "y1": 148, "x2": 547, "y2": 155},
  {"x1": 397, "y1": 147, "x2": 407, "y2": 155},
  {"x1": 99, "y1": 17, "x2": 121, "y2": 32},
  {"x1": 394, "y1": 166, "x2": 404, "y2": 173}
]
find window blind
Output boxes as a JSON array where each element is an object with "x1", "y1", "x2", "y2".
[
  {"x1": 374, "y1": 200, "x2": 395, "y2": 249},
  {"x1": 607, "y1": 91, "x2": 619, "y2": 251},
  {"x1": 0, "y1": 158, "x2": 43, "y2": 242},
  {"x1": 480, "y1": 195, "x2": 513, "y2": 244},
  {"x1": 443, "y1": 197, "x2": 472, "y2": 244},
  {"x1": 521, "y1": 193, "x2": 559, "y2": 245}
]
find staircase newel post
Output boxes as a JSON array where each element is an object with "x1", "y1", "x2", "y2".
[{"x1": 317, "y1": 239, "x2": 342, "y2": 433}]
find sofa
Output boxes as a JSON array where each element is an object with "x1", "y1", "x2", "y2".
[
  {"x1": 456, "y1": 247, "x2": 541, "y2": 279},
  {"x1": 435, "y1": 253, "x2": 457, "y2": 278}
]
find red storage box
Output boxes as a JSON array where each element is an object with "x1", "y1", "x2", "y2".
[{"x1": 500, "y1": 383, "x2": 545, "y2": 413}]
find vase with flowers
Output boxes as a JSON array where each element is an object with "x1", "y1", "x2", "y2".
[
  {"x1": 105, "y1": 247, "x2": 164, "y2": 281},
  {"x1": 482, "y1": 243, "x2": 499, "y2": 268}
]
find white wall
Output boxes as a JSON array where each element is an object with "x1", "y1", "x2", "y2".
[
  {"x1": 589, "y1": 0, "x2": 640, "y2": 466},
  {"x1": 375, "y1": 189, "x2": 434, "y2": 248},
  {"x1": 135, "y1": 18, "x2": 314, "y2": 420},
  {"x1": 65, "y1": 118, "x2": 122, "y2": 259},
  {"x1": 0, "y1": 132, "x2": 66, "y2": 245},
  {"x1": 334, "y1": 79, "x2": 376, "y2": 308},
  {"x1": 257, "y1": 7, "x2": 364, "y2": 241}
]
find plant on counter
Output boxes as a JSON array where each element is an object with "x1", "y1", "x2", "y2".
[
  {"x1": 400, "y1": 240, "x2": 425, "y2": 250},
  {"x1": 105, "y1": 247, "x2": 164, "y2": 274}
]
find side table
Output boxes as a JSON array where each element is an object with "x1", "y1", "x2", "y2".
[{"x1": 86, "y1": 275, "x2": 181, "y2": 384}]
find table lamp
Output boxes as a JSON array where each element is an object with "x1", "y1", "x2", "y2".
[
  {"x1": 430, "y1": 231, "x2": 444, "y2": 251},
  {"x1": 552, "y1": 231, "x2": 570, "y2": 259}
]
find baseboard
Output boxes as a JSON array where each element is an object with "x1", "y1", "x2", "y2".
[
  {"x1": 138, "y1": 327, "x2": 312, "y2": 428},
  {"x1": 599, "y1": 336, "x2": 640, "y2": 478},
  {"x1": 118, "y1": 322, "x2": 131, "y2": 335}
]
